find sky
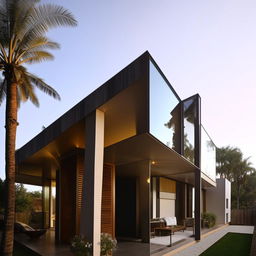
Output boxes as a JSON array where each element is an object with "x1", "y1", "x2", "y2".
[{"x1": 1, "y1": 0, "x2": 256, "y2": 181}]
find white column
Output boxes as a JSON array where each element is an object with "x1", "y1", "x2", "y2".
[{"x1": 80, "y1": 109, "x2": 105, "y2": 256}]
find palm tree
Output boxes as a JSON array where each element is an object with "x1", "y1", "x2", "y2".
[
  {"x1": 216, "y1": 146, "x2": 255, "y2": 209},
  {"x1": 0, "y1": 1, "x2": 76, "y2": 255}
]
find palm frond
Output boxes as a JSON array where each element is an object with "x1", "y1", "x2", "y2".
[
  {"x1": 30, "y1": 4, "x2": 77, "y2": 31},
  {"x1": 10, "y1": 0, "x2": 39, "y2": 37},
  {"x1": 15, "y1": 36, "x2": 59, "y2": 63},
  {"x1": 18, "y1": 50, "x2": 54, "y2": 64},
  {"x1": 17, "y1": 4, "x2": 77, "y2": 51},
  {"x1": 17, "y1": 76, "x2": 39, "y2": 107},
  {"x1": 26, "y1": 72, "x2": 60, "y2": 100}
]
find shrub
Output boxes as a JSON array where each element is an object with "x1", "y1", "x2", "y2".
[
  {"x1": 202, "y1": 212, "x2": 216, "y2": 228},
  {"x1": 71, "y1": 235, "x2": 92, "y2": 256},
  {"x1": 100, "y1": 233, "x2": 117, "y2": 256}
]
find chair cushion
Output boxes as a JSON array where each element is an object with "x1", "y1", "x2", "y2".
[{"x1": 164, "y1": 217, "x2": 177, "y2": 226}]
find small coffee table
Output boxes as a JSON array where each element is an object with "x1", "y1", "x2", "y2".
[{"x1": 154, "y1": 226, "x2": 186, "y2": 247}]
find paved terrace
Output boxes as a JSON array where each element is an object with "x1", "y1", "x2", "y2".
[
  {"x1": 11, "y1": 225, "x2": 255, "y2": 255},
  {"x1": 153, "y1": 225, "x2": 254, "y2": 256}
]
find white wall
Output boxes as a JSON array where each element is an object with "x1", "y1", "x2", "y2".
[
  {"x1": 160, "y1": 199, "x2": 175, "y2": 217},
  {"x1": 205, "y1": 178, "x2": 231, "y2": 224},
  {"x1": 152, "y1": 177, "x2": 157, "y2": 219},
  {"x1": 225, "y1": 179, "x2": 231, "y2": 223}
]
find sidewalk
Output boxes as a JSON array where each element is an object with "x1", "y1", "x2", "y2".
[{"x1": 163, "y1": 225, "x2": 254, "y2": 256}]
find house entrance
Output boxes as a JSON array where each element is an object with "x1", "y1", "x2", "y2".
[{"x1": 116, "y1": 176, "x2": 137, "y2": 239}]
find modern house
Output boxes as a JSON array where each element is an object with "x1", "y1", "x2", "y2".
[{"x1": 15, "y1": 51, "x2": 225, "y2": 256}]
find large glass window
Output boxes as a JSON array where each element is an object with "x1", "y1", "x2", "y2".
[
  {"x1": 183, "y1": 98, "x2": 196, "y2": 163},
  {"x1": 201, "y1": 126, "x2": 216, "y2": 181},
  {"x1": 149, "y1": 61, "x2": 180, "y2": 152}
]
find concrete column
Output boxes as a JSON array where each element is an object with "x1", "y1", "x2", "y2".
[
  {"x1": 80, "y1": 109, "x2": 105, "y2": 256},
  {"x1": 195, "y1": 169, "x2": 201, "y2": 240}
]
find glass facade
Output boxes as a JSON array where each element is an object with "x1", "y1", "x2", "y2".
[
  {"x1": 183, "y1": 97, "x2": 196, "y2": 163},
  {"x1": 149, "y1": 61, "x2": 181, "y2": 152},
  {"x1": 149, "y1": 59, "x2": 216, "y2": 181},
  {"x1": 201, "y1": 126, "x2": 216, "y2": 180}
]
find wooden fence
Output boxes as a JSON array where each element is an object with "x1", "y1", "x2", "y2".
[{"x1": 231, "y1": 209, "x2": 256, "y2": 225}]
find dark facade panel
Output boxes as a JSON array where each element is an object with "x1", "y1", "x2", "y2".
[{"x1": 16, "y1": 52, "x2": 150, "y2": 163}]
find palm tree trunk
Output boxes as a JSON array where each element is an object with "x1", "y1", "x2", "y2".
[{"x1": 1, "y1": 79, "x2": 18, "y2": 256}]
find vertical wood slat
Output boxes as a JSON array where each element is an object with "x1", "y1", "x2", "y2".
[
  {"x1": 101, "y1": 163, "x2": 115, "y2": 237},
  {"x1": 76, "y1": 153, "x2": 84, "y2": 234}
]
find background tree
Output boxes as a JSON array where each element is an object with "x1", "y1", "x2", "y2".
[
  {"x1": 15, "y1": 184, "x2": 32, "y2": 214},
  {"x1": 0, "y1": 1, "x2": 76, "y2": 255},
  {"x1": 240, "y1": 172, "x2": 256, "y2": 208},
  {"x1": 216, "y1": 146, "x2": 255, "y2": 209}
]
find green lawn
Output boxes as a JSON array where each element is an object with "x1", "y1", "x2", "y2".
[{"x1": 200, "y1": 232, "x2": 253, "y2": 256}]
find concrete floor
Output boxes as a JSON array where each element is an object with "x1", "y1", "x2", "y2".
[
  {"x1": 15, "y1": 230, "x2": 73, "y2": 256},
  {"x1": 14, "y1": 229, "x2": 191, "y2": 256},
  {"x1": 14, "y1": 225, "x2": 249, "y2": 256}
]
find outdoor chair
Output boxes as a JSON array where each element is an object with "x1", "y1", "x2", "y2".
[
  {"x1": 14, "y1": 221, "x2": 47, "y2": 239},
  {"x1": 183, "y1": 217, "x2": 195, "y2": 235}
]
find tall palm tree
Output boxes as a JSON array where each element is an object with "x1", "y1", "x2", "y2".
[{"x1": 0, "y1": 1, "x2": 76, "y2": 255}]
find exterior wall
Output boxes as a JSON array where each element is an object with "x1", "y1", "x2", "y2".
[
  {"x1": 205, "y1": 178, "x2": 231, "y2": 224},
  {"x1": 151, "y1": 178, "x2": 192, "y2": 225},
  {"x1": 152, "y1": 178, "x2": 157, "y2": 219},
  {"x1": 158, "y1": 178, "x2": 176, "y2": 218},
  {"x1": 225, "y1": 179, "x2": 231, "y2": 223}
]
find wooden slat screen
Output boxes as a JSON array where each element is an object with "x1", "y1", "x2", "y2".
[
  {"x1": 76, "y1": 153, "x2": 84, "y2": 234},
  {"x1": 101, "y1": 164, "x2": 115, "y2": 237}
]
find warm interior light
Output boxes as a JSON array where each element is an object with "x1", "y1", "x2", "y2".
[
  {"x1": 151, "y1": 161, "x2": 156, "y2": 165},
  {"x1": 147, "y1": 178, "x2": 150, "y2": 184}
]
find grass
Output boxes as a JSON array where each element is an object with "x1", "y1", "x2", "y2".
[{"x1": 200, "y1": 232, "x2": 253, "y2": 256}]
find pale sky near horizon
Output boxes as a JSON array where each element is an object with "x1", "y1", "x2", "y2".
[{"x1": 1, "y1": 0, "x2": 256, "y2": 181}]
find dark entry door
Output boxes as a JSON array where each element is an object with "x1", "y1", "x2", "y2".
[{"x1": 116, "y1": 176, "x2": 137, "y2": 238}]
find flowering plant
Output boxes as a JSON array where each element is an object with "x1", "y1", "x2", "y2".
[
  {"x1": 100, "y1": 233, "x2": 117, "y2": 256},
  {"x1": 71, "y1": 235, "x2": 92, "y2": 256}
]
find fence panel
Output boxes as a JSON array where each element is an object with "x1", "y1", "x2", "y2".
[{"x1": 231, "y1": 209, "x2": 256, "y2": 225}]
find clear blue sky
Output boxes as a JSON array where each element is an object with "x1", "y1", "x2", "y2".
[{"x1": 1, "y1": 0, "x2": 256, "y2": 180}]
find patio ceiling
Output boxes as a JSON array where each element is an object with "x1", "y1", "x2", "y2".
[{"x1": 104, "y1": 133, "x2": 199, "y2": 186}]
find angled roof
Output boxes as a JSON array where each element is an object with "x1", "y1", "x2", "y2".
[{"x1": 16, "y1": 51, "x2": 151, "y2": 163}]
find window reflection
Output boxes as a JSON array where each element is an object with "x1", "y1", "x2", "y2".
[
  {"x1": 183, "y1": 98, "x2": 196, "y2": 163},
  {"x1": 201, "y1": 126, "x2": 216, "y2": 180},
  {"x1": 149, "y1": 61, "x2": 180, "y2": 152}
]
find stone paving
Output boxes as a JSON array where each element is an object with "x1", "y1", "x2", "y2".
[{"x1": 166, "y1": 225, "x2": 254, "y2": 256}]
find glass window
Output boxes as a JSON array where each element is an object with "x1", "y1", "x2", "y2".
[
  {"x1": 183, "y1": 98, "x2": 196, "y2": 163},
  {"x1": 149, "y1": 61, "x2": 181, "y2": 152},
  {"x1": 201, "y1": 126, "x2": 216, "y2": 181},
  {"x1": 226, "y1": 198, "x2": 228, "y2": 209}
]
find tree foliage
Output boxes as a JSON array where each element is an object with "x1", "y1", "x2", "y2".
[
  {"x1": 216, "y1": 146, "x2": 255, "y2": 209},
  {"x1": 0, "y1": 178, "x2": 42, "y2": 213}
]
